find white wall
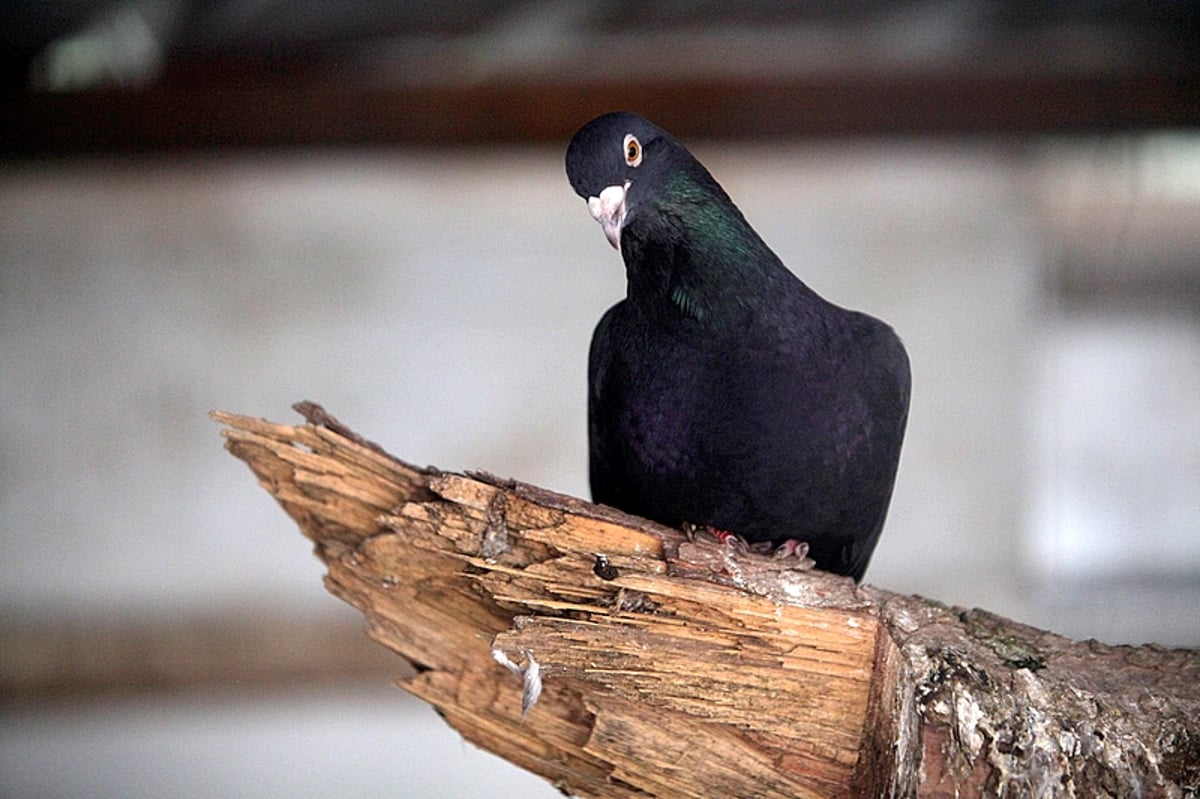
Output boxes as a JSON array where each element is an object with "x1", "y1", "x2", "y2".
[{"x1": 2, "y1": 138, "x2": 1197, "y2": 798}]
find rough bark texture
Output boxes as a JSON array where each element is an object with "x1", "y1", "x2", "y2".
[{"x1": 214, "y1": 403, "x2": 1200, "y2": 799}]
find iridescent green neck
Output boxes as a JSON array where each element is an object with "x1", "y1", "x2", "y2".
[
  {"x1": 651, "y1": 171, "x2": 782, "y2": 323},
  {"x1": 662, "y1": 171, "x2": 759, "y2": 261}
]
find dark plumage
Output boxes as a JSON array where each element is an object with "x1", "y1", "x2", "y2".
[{"x1": 566, "y1": 112, "x2": 910, "y2": 581}]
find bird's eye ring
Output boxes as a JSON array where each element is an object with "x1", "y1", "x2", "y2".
[{"x1": 624, "y1": 134, "x2": 642, "y2": 167}]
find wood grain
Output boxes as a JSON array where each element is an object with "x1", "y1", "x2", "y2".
[{"x1": 214, "y1": 404, "x2": 1200, "y2": 798}]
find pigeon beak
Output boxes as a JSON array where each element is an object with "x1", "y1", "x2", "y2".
[{"x1": 586, "y1": 182, "x2": 629, "y2": 251}]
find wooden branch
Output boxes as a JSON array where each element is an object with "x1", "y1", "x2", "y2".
[{"x1": 213, "y1": 403, "x2": 1200, "y2": 798}]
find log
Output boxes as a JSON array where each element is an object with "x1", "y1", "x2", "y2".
[{"x1": 212, "y1": 403, "x2": 1200, "y2": 799}]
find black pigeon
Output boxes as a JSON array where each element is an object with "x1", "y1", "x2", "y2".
[{"x1": 565, "y1": 112, "x2": 911, "y2": 582}]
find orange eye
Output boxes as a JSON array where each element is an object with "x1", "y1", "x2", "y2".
[{"x1": 624, "y1": 134, "x2": 642, "y2": 167}]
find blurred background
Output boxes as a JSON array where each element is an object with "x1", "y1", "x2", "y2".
[{"x1": 2, "y1": 2, "x2": 1198, "y2": 797}]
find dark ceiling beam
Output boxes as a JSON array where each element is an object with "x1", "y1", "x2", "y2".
[{"x1": 4, "y1": 70, "x2": 1199, "y2": 155}]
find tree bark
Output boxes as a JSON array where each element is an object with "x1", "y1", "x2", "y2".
[{"x1": 213, "y1": 403, "x2": 1200, "y2": 799}]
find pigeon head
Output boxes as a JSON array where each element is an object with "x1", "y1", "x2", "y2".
[
  {"x1": 565, "y1": 112, "x2": 780, "y2": 322},
  {"x1": 565, "y1": 112, "x2": 695, "y2": 251}
]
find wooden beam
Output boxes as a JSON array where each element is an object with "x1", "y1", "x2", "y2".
[
  {"x1": 4, "y1": 69, "x2": 1199, "y2": 155},
  {"x1": 0, "y1": 610, "x2": 404, "y2": 704}
]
